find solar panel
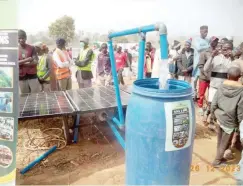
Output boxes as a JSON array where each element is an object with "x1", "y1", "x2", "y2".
[
  {"x1": 120, "y1": 85, "x2": 132, "y2": 94},
  {"x1": 19, "y1": 91, "x2": 75, "y2": 118},
  {"x1": 66, "y1": 86, "x2": 130, "y2": 113}
]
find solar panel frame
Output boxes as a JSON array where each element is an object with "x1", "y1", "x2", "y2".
[
  {"x1": 66, "y1": 86, "x2": 130, "y2": 113},
  {"x1": 19, "y1": 91, "x2": 76, "y2": 119},
  {"x1": 120, "y1": 85, "x2": 132, "y2": 94}
]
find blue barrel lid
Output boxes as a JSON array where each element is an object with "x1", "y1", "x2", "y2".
[{"x1": 132, "y1": 78, "x2": 193, "y2": 98}]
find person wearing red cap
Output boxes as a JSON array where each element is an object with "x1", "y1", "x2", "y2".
[{"x1": 197, "y1": 36, "x2": 219, "y2": 119}]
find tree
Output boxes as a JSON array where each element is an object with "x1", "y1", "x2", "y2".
[
  {"x1": 99, "y1": 34, "x2": 109, "y2": 42},
  {"x1": 48, "y1": 15, "x2": 75, "y2": 43}
]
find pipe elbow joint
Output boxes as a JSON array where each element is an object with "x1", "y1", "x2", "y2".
[
  {"x1": 108, "y1": 30, "x2": 113, "y2": 39},
  {"x1": 155, "y1": 22, "x2": 167, "y2": 35},
  {"x1": 139, "y1": 32, "x2": 146, "y2": 40}
]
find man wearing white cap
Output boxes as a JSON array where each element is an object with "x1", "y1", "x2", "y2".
[
  {"x1": 192, "y1": 25, "x2": 210, "y2": 100},
  {"x1": 75, "y1": 37, "x2": 95, "y2": 88}
]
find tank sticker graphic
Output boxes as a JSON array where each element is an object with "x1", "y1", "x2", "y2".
[{"x1": 164, "y1": 100, "x2": 193, "y2": 151}]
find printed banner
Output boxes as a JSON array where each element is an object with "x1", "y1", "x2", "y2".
[{"x1": 0, "y1": 0, "x2": 18, "y2": 186}]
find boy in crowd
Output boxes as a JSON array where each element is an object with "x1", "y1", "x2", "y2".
[
  {"x1": 211, "y1": 66, "x2": 243, "y2": 167},
  {"x1": 115, "y1": 46, "x2": 127, "y2": 85},
  {"x1": 34, "y1": 42, "x2": 52, "y2": 92},
  {"x1": 145, "y1": 48, "x2": 152, "y2": 78},
  {"x1": 197, "y1": 36, "x2": 219, "y2": 117},
  {"x1": 124, "y1": 49, "x2": 132, "y2": 71},
  {"x1": 144, "y1": 42, "x2": 156, "y2": 78},
  {"x1": 168, "y1": 40, "x2": 181, "y2": 79},
  {"x1": 97, "y1": 43, "x2": 112, "y2": 86},
  {"x1": 204, "y1": 41, "x2": 233, "y2": 130},
  {"x1": 177, "y1": 39, "x2": 194, "y2": 83}
]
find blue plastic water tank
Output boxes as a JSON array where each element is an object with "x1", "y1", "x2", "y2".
[{"x1": 125, "y1": 78, "x2": 195, "y2": 185}]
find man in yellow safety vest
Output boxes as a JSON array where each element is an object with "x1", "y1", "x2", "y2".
[
  {"x1": 75, "y1": 37, "x2": 95, "y2": 88},
  {"x1": 34, "y1": 42, "x2": 52, "y2": 92}
]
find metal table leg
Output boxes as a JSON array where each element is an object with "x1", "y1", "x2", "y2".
[{"x1": 62, "y1": 115, "x2": 71, "y2": 145}]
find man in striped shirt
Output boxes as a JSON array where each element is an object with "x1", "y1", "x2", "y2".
[{"x1": 204, "y1": 41, "x2": 233, "y2": 130}]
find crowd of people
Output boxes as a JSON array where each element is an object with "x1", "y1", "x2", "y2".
[
  {"x1": 152, "y1": 25, "x2": 243, "y2": 183},
  {"x1": 17, "y1": 26, "x2": 243, "y2": 183},
  {"x1": 18, "y1": 29, "x2": 136, "y2": 93}
]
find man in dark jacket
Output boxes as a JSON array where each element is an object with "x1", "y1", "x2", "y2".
[
  {"x1": 97, "y1": 43, "x2": 111, "y2": 86},
  {"x1": 197, "y1": 36, "x2": 219, "y2": 117},
  {"x1": 124, "y1": 49, "x2": 132, "y2": 71},
  {"x1": 177, "y1": 39, "x2": 194, "y2": 83},
  {"x1": 211, "y1": 66, "x2": 243, "y2": 167}
]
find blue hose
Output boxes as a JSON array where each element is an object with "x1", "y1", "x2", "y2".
[{"x1": 20, "y1": 146, "x2": 57, "y2": 174}]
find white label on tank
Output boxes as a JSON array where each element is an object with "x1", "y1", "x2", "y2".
[{"x1": 164, "y1": 100, "x2": 193, "y2": 151}]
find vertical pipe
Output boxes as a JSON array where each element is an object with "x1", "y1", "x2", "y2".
[
  {"x1": 137, "y1": 32, "x2": 146, "y2": 79},
  {"x1": 73, "y1": 114, "x2": 80, "y2": 143},
  {"x1": 107, "y1": 120, "x2": 125, "y2": 149},
  {"x1": 108, "y1": 39, "x2": 125, "y2": 125},
  {"x1": 159, "y1": 34, "x2": 168, "y2": 59}
]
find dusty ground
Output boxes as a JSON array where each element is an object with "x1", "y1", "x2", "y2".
[{"x1": 16, "y1": 77, "x2": 241, "y2": 185}]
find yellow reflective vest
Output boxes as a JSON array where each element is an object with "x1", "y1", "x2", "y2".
[
  {"x1": 76, "y1": 47, "x2": 95, "y2": 71},
  {"x1": 37, "y1": 54, "x2": 50, "y2": 81}
]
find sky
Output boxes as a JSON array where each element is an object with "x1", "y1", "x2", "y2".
[{"x1": 18, "y1": 0, "x2": 243, "y2": 37}]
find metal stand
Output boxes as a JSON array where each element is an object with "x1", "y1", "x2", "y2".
[
  {"x1": 71, "y1": 23, "x2": 168, "y2": 149},
  {"x1": 62, "y1": 115, "x2": 72, "y2": 144},
  {"x1": 73, "y1": 113, "x2": 80, "y2": 143},
  {"x1": 107, "y1": 23, "x2": 168, "y2": 150},
  {"x1": 137, "y1": 32, "x2": 146, "y2": 80}
]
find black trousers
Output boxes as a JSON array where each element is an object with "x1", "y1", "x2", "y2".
[
  {"x1": 193, "y1": 76, "x2": 199, "y2": 99},
  {"x1": 145, "y1": 72, "x2": 152, "y2": 78},
  {"x1": 117, "y1": 69, "x2": 124, "y2": 85}
]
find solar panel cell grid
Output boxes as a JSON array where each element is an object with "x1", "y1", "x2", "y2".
[
  {"x1": 66, "y1": 86, "x2": 130, "y2": 112},
  {"x1": 19, "y1": 91, "x2": 74, "y2": 118}
]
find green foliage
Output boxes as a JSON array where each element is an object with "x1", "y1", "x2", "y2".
[
  {"x1": 48, "y1": 15, "x2": 75, "y2": 43},
  {"x1": 0, "y1": 70, "x2": 12, "y2": 88},
  {"x1": 28, "y1": 32, "x2": 54, "y2": 45}
]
